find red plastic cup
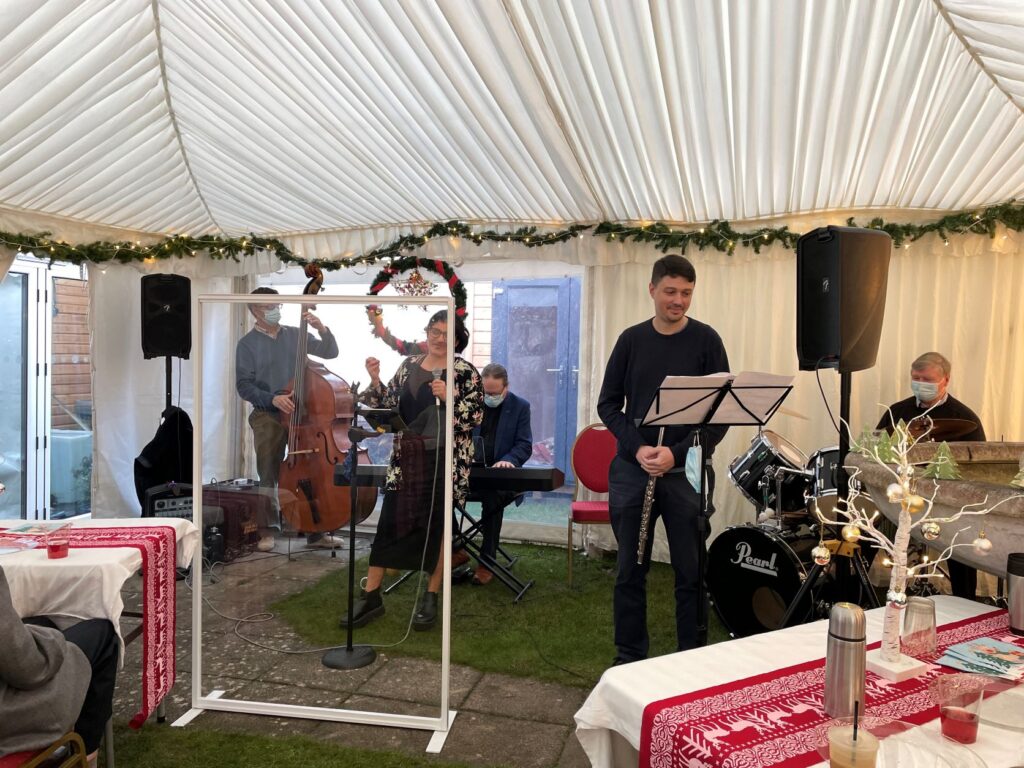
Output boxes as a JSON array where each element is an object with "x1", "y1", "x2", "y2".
[{"x1": 46, "y1": 536, "x2": 69, "y2": 559}]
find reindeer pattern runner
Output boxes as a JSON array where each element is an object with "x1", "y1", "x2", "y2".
[{"x1": 639, "y1": 610, "x2": 1018, "y2": 768}]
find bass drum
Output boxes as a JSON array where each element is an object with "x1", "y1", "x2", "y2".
[{"x1": 707, "y1": 525, "x2": 817, "y2": 637}]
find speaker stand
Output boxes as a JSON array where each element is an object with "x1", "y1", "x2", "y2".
[
  {"x1": 165, "y1": 356, "x2": 173, "y2": 412},
  {"x1": 834, "y1": 370, "x2": 880, "y2": 609}
]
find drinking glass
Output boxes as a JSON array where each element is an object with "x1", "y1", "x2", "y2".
[
  {"x1": 929, "y1": 674, "x2": 988, "y2": 745},
  {"x1": 902, "y1": 596, "x2": 937, "y2": 656},
  {"x1": 46, "y1": 532, "x2": 69, "y2": 559}
]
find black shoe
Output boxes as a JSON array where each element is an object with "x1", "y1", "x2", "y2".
[
  {"x1": 339, "y1": 588, "x2": 384, "y2": 629},
  {"x1": 412, "y1": 591, "x2": 438, "y2": 631}
]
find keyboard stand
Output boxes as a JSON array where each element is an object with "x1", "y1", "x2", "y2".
[{"x1": 383, "y1": 503, "x2": 534, "y2": 603}]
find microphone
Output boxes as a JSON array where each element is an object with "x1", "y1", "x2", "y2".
[{"x1": 432, "y1": 369, "x2": 442, "y2": 406}]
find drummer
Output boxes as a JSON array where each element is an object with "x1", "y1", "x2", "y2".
[
  {"x1": 876, "y1": 352, "x2": 985, "y2": 441},
  {"x1": 877, "y1": 351, "x2": 985, "y2": 600}
]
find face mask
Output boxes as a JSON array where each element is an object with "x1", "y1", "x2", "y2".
[
  {"x1": 685, "y1": 445, "x2": 703, "y2": 493},
  {"x1": 263, "y1": 308, "x2": 281, "y2": 326},
  {"x1": 484, "y1": 393, "x2": 506, "y2": 408},
  {"x1": 911, "y1": 380, "x2": 939, "y2": 402}
]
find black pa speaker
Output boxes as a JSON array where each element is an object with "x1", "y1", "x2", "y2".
[
  {"x1": 141, "y1": 274, "x2": 191, "y2": 359},
  {"x1": 796, "y1": 226, "x2": 891, "y2": 373}
]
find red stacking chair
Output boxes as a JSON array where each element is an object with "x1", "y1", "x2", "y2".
[{"x1": 567, "y1": 423, "x2": 618, "y2": 587}]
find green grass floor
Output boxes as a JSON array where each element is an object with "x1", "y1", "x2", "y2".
[
  {"x1": 274, "y1": 543, "x2": 729, "y2": 688},
  {"x1": 112, "y1": 725, "x2": 481, "y2": 768}
]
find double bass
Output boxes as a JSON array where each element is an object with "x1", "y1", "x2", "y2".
[{"x1": 277, "y1": 265, "x2": 377, "y2": 532}]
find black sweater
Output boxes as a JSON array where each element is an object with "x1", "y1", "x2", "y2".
[
  {"x1": 876, "y1": 395, "x2": 986, "y2": 441},
  {"x1": 598, "y1": 318, "x2": 730, "y2": 467}
]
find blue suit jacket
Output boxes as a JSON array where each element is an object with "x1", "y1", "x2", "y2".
[{"x1": 472, "y1": 391, "x2": 533, "y2": 468}]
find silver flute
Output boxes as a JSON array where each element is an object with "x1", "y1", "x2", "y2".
[{"x1": 636, "y1": 427, "x2": 665, "y2": 564}]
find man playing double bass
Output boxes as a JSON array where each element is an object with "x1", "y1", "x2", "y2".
[{"x1": 235, "y1": 286, "x2": 343, "y2": 551}]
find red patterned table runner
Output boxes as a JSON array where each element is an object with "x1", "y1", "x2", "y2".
[
  {"x1": 66, "y1": 526, "x2": 177, "y2": 729},
  {"x1": 640, "y1": 609, "x2": 1017, "y2": 768}
]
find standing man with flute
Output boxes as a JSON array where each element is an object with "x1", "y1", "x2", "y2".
[{"x1": 597, "y1": 255, "x2": 730, "y2": 664}]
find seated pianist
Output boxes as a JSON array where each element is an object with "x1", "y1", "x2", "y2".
[
  {"x1": 467, "y1": 363, "x2": 533, "y2": 585},
  {"x1": 876, "y1": 352, "x2": 985, "y2": 441},
  {"x1": 877, "y1": 351, "x2": 985, "y2": 600}
]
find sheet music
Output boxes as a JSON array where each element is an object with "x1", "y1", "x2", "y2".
[
  {"x1": 708, "y1": 371, "x2": 794, "y2": 425},
  {"x1": 641, "y1": 371, "x2": 794, "y2": 427},
  {"x1": 641, "y1": 373, "x2": 733, "y2": 426}
]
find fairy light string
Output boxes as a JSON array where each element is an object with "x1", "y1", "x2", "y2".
[{"x1": 1, "y1": 200, "x2": 1020, "y2": 268}]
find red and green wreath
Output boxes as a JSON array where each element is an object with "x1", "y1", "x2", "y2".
[{"x1": 366, "y1": 257, "x2": 467, "y2": 355}]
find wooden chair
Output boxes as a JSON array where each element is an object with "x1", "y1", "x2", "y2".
[
  {"x1": 0, "y1": 732, "x2": 89, "y2": 768},
  {"x1": 567, "y1": 424, "x2": 617, "y2": 587}
]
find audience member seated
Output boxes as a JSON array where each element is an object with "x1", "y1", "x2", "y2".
[
  {"x1": 469, "y1": 363, "x2": 533, "y2": 585},
  {"x1": 0, "y1": 567, "x2": 118, "y2": 767}
]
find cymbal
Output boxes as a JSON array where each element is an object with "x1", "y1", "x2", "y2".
[
  {"x1": 909, "y1": 416, "x2": 978, "y2": 441},
  {"x1": 776, "y1": 406, "x2": 809, "y2": 421}
]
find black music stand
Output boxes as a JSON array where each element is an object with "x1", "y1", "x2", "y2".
[
  {"x1": 323, "y1": 404, "x2": 399, "y2": 671},
  {"x1": 641, "y1": 371, "x2": 794, "y2": 646}
]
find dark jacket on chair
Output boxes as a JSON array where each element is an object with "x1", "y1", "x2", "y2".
[{"x1": 0, "y1": 568, "x2": 90, "y2": 756}]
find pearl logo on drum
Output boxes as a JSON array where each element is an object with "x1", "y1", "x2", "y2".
[{"x1": 731, "y1": 541, "x2": 779, "y2": 577}]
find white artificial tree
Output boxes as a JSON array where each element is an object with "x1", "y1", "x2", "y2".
[{"x1": 815, "y1": 415, "x2": 1021, "y2": 670}]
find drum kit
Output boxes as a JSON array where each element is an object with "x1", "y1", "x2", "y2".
[{"x1": 708, "y1": 429, "x2": 881, "y2": 639}]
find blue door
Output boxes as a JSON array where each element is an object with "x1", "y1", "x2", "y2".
[{"x1": 491, "y1": 278, "x2": 580, "y2": 482}]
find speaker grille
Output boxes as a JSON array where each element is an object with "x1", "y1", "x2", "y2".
[
  {"x1": 796, "y1": 227, "x2": 890, "y2": 373},
  {"x1": 141, "y1": 274, "x2": 191, "y2": 359}
]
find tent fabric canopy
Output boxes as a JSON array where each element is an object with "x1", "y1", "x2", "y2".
[{"x1": 2, "y1": 0, "x2": 1023, "y2": 240}]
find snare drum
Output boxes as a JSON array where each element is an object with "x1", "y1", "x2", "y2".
[
  {"x1": 728, "y1": 430, "x2": 811, "y2": 512},
  {"x1": 707, "y1": 524, "x2": 818, "y2": 637}
]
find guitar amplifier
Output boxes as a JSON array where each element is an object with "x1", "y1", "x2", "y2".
[
  {"x1": 143, "y1": 483, "x2": 225, "y2": 526},
  {"x1": 202, "y1": 479, "x2": 269, "y2": 561}
]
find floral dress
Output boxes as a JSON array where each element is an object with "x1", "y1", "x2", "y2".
[{"x1": 359, "y1": 355, "x2": 483, "y2": 570}]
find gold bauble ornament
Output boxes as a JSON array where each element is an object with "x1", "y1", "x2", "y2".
[
  {"x1": 886, "y1": 483, "x2": 905, "y2": 503},
  {"x1": 841, "y1": 524, "x2": 861, "y2": 542},
  {"x1": 921, "y1": 521, "x2": 941, "y2": 541},
  {"x1": 906, "y1": 494, "x2": 926, "y2": 514}
]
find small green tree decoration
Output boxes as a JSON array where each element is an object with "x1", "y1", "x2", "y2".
[
  {"x1": 1011, "y1": 456, "x2": 1024, "y2": 489},
  {"x1": 922, "y1": 442, "x2": 962, "y2": 480}
]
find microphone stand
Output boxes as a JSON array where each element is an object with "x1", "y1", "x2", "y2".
[{"x1": 322, "y1": 401, "x2": 395, "y2": 671}]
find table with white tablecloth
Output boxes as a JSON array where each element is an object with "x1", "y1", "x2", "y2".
[
  {"x1": 575, "y1": 596, "x2": 1024, "y2": 768},
  {"x1": 1, "y1": 517, "x2": 199, "y2": 728},
  {"x1": 0, "y1": 517, "x2": 198, "y2": 628}
]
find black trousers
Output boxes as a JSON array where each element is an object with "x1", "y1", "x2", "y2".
[
  {"x1": 23, "y1": 617, "x2": 118, "y2": 753},
  {"x1": 608, "y1": 457, "x2": 707, "y2": 662},
  {"x1": 474, "y1": 489, "x2": 518, "y2": 564}
]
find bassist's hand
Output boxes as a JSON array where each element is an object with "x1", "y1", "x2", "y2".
[{"x1": 272, "y1": 393, "x2": 295, "y2": 414}]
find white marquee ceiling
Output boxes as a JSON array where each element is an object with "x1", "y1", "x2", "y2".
[{"x1": 1, "y1": 0, "x2": 1023, "y2": 238}]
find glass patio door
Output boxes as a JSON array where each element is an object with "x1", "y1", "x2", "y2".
[
  {"x1": 0, "y1": 258, "x2": 91, "y2": 520},
  {"x1": 0, "y1": 262, "x2": 45, "y2": 519},
  {"x1": 491, "y1": 278, "x2": 581, "y2": 479}
]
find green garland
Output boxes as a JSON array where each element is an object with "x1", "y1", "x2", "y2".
[
  {"x1": 368, "y1": 255, "x2": 467, "y2": 319},
  {"x1": 1, "y1": 200, "x2": 1021, "y2": 268}
]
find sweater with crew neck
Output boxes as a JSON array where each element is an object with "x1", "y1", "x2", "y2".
[{"x1": 598, "y1": 317, "x2": 730, "y2": 467}]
